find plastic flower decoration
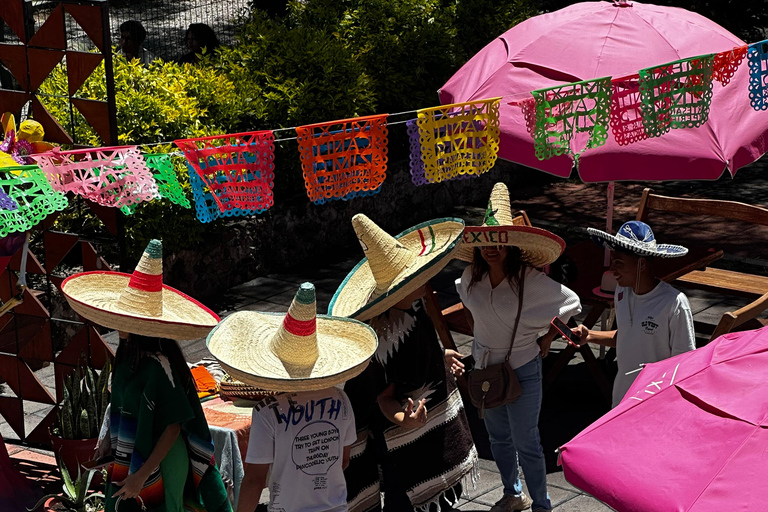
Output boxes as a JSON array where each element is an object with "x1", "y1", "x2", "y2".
[{"x1": 0, "y1": 113, "x2": 56, "y2": 167}]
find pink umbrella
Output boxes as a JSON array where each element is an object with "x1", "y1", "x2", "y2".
[
  {"x1": 558, "y1": 325, "x2": 768, "y2": 511},
  {"x1": 439, "y1": 0, "x2": 768, "y2": 183}
]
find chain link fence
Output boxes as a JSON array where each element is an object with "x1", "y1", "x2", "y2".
[
  {"x1": 2, "y1": 0, "x2": 252, "y2": 60},
  {"x1": 107, "y1": 0, "x2": 252, "y2": 61}
]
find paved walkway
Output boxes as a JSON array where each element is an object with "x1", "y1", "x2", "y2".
[{"x1": 4, "y1": 156, "x2": 768, "y2": 511}]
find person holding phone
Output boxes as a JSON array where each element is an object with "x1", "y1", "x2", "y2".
[
  {"x1": 571, "y1": 221, "x2": 696, "y2": 408},
  {"x1": 455, "y1": 183, "x2": 581, "y2": 512}
]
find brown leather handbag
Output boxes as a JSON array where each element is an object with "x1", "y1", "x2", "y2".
[{"x1": 467, "y1": 267, "x2": 525, "y2": 419}]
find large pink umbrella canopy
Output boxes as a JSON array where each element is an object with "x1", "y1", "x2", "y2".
[
  {"x1": 439, "y1": 1, "x2": 768, "y2": 182},
  {"x1": 558, "y1": 326, "x2": 768, "y2": 511}
]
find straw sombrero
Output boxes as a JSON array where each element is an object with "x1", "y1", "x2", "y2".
[
  {"x1": 207, "y1": 282, "x2": 377, "y2": 392},
  {"x1": 61, "y1": 240, "x2": 220, "y2": 340},
  {"x1": 588, "y1": 221, "x2": 688, "y2": 258},
  {"x1": 454, "y1": 182, "x2": 565, "y2": 268},
  {"x1": 328, "y1": 214, "x2": 464, "y2": 321}
]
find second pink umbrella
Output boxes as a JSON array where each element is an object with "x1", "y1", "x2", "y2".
[{"x1": 559, "y1": 325, "x2": 768, "y2": 511}]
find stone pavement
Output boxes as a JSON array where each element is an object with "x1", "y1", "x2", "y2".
[{"x1": 4, "y1": 156, "x2": 768, "y2": 511}]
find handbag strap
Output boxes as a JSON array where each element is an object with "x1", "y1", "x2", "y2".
[{"x1": 504, "y1": 265, "x2": 526, "y2": 362}]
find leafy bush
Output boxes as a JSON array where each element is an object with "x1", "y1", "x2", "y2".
[
  {"x1": 39, "y1": 54, "x2": 244, "y2": 146},
  {"x1": 213, "y1": 8, "x2": 377, "y2": 129},
  {"x1": 37, "y1": 56, "x2": 248, "y2": 259}
]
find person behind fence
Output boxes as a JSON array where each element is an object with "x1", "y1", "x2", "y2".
[
  {"x1": 455, "y1": 183, "x2": 581, "y2": 512},
  {"x1": 331, "y1": 214, "x2": 477, "y2": 512},
  {"x1": 119, "y1": 20, "x2": 156, "y2": 66},
  {"x1": 61, "y1": 240, "x2": 230, "y2": 512},
  {"x1": 572, "y1": 221, "x2": 696, "y2": 408},
  {"x1": 206, "y1": 282, "x2": 377, "y2": 512},
  {"x1": 177, "y1": 23, "x2": 221, "y2": 64}
]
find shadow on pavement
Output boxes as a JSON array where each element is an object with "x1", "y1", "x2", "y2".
[{"x1": 461, "y1": 352, "x2": 614, "y2": 475}]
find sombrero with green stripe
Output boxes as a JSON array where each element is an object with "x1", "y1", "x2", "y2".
[
  {"x1": 328, "y1": 214, "x2": 465, "y2": 321},
  {"x1": 454, "y1": 182, "x2": 565, "y2": 268},
  {"x1": 207, "y1": 282, "x2": 377, "y2": 392},
  {"x1": 61, "y1": 239, "x2": 220, "y2": 340}
]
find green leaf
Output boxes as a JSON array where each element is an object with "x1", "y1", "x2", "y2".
[
  {"x1": 27, "y1": 494, "x2": 64, "y2": 511},
  {"x1": 60, "y1": 456, "x2": 76, "y2": 498}
]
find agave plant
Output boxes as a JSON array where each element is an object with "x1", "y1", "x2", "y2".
[
  {"x1": 55, "y1": 359, "x2": 111, "y2": 440},
  {"x1": 27, "y1": 456, "x2": 103, "y2": 512}
]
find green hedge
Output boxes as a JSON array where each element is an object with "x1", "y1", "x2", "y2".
[{"x1": 38, "y1": 56, "x2": 244, "y2": 260}]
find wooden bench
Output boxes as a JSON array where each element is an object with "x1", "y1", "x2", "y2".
[{"x1": 635, "y1": 188, "x2": 768, "y2": 341}]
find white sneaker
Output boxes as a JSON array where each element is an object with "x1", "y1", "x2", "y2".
[{"x1": 489, "y1": 493, "x2": 533, "y2": 512}]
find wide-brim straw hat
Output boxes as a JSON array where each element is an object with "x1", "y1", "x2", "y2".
[
  {"x1": 207, "y1": 282, "x2": 378, "y2": 392},
  {"x1": 588, "y1": 220, "x2": 688, "y2": 258},
  {"x1": 61, "y1": 240, "x2": 220, "y2": 340},
  {"x1": 328, "y1": 214, "x2": 465, "y2": 321},
  {"x1": 454, "y1": 182, "x2": 565, "y2": 267}
]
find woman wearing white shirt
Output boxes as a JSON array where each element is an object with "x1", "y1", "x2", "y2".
[{"x1": 453, "y1": 183, "x2": 581, "y2": 512}]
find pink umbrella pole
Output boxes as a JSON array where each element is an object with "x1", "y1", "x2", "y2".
[{"x1": 605, "y1": 182, "x2": 615, "y2": 267}]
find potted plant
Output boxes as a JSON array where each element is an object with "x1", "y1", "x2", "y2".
[
  {"x1": 49, "y1": 359, "x2": 111, "y2": 487},
  {"x1": 28, "y1": 456, "x2": 104, "y2": 512}
]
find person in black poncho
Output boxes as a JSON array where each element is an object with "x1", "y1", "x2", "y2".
[{"x1": 329, "y1": 214, "x2": 477, "y2": 512}]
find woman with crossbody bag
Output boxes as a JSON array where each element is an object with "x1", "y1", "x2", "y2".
[{"x1": 454, "y1": 183, "x2": 581, "y2": 512}]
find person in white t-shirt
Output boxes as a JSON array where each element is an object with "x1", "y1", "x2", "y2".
[
  {"x1": 244, "y1": 387, "x2": 357, "y2": 512},
  {"x1": 573, "y1": 221, "x2": 696, "y2": 408},
  {"x1": 206, "y1": 282, "x2": 378, "y2": 512}
]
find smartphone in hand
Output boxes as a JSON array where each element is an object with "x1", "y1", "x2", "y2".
[
  {"x1": 81, "y1": 454, "x2": 114, "y2": 472},
  {"x1": 551, "y1": 317, "x2": 582, "y2": 347}
]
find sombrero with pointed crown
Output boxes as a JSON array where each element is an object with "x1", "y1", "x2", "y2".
[
  {"x1": 328, "y1": 214, "x2": 465, "y2": 322},
  {"x1": 207, "y1": 282, "x2": 378, "y2": 392},
  {"x1": 61, "y1": 240, "x2": 220, "y2": 340},
  {"x1": 454, "y1": 182, "x2": 565, "y2": 268}
]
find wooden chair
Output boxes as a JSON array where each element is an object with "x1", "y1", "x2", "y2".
[
  {"x1": 636, "y1": 188, "x2": 768, "y2": 340},
  {"x1": 709, "y1": 292, "x2": 768, "y2": 342}
]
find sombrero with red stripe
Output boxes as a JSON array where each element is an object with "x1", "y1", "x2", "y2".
[
  {"x1": 328, "y1": 214, "x2": 464, "y2": 321},
  {"x1": 207, "y1": 282, "x2": 377, "y2": 392},
  {"x1": 61, "y1": 239, "x2": 220, "y2": 340}
]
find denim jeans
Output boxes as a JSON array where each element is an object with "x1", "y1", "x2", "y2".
[{"x1": 483, "y1": 355, "x2": 551, "y2": 511}]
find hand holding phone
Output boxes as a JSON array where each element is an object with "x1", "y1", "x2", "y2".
[
  {"x1": 551, "y1": 317, "x2": 583, "y2": 347},
  {"x1": 81, "y1": 454, "x2": 114, "y2": 472}
]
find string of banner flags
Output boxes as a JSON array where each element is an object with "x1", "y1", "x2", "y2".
[{"x1": 0, "y1": 39, "x2": 766, "y2": 235}]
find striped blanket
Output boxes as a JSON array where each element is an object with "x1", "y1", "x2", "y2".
[{"x1": 344, "y1": 300, "x2": 477, "y2": 511}]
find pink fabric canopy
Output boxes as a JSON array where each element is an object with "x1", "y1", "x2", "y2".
[
  {"x1": 559, "y1": 326, "x2": 768, "y2": 511},
  {"x1": 439, "y1": 1, "x2": 768, "y2": 182}
]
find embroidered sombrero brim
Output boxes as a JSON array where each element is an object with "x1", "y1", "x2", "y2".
[
  {"x1": 62, "y1": 271, "x2": 220, "y2": 340},
  {"x1": 454, "y1": 225, "x2": 565, "y2": 267},
  {"x1": 328, "y1": 218, "x2": 464, "y2": 321},
  {"x1": 587, "y1": 228, "x2": 688, "y2": 258},
  {"x1": 207, "y1": 311, "x2": 377, "y2": 392}
]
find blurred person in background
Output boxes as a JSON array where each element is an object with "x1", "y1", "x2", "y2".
[
  {"x1": 177, "y1": 23, "x2": 220, "y2": 64},
  {"x1": 119, "y1": 20, "x2": 156, "y2": 66}
]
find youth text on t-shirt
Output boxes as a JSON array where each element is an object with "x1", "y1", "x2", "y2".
[{"x1": 246, "y1": 388, "x2": 357, "y2": 512}]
